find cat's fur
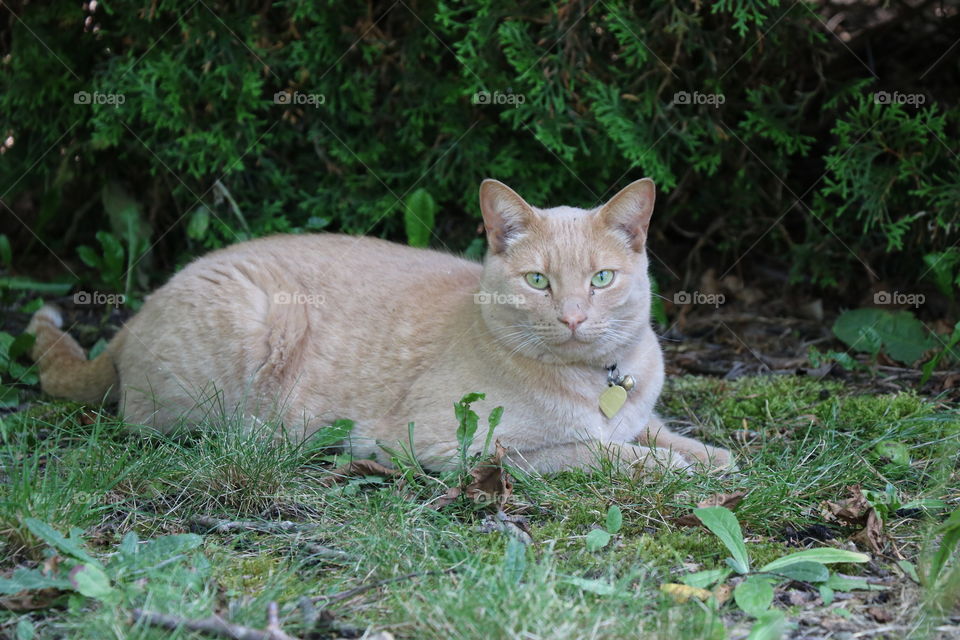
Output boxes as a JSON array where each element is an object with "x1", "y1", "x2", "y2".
[{"x1": 26, "y1": 179, "x2": 733, "y2": 473}]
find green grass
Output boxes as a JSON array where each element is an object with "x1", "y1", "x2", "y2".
[{"x1": 0, "y1": 374, "x2": 957, "y2": 639}]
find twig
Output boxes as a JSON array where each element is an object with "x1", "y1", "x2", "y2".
[
  {"x1": 302, "y1": 542, "x2": 355, "y2": 560},
  {"x1": 312, "y1": 565, "x2": 461, "y2": 606},
  {"x1": 132, "y1": 601, "x2": 299, "y2": 640},
  {"x1": 189, "y1": 515, "x2": 316, "y2": 535},
  {"x1": 265, "y1": 602, "x2": 296, "y2": 640},
  {"x1": 188, "y1": 516, "x2": 352, "y2": 561}
]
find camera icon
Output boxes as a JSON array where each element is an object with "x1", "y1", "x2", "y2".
[
  {"x1": 273, "y1": 291, "x2": 291, "y2": 304},
  {"x1": 472, "y1": 91, "x2": 491, "y2": 105},
  {"x1": 74, "y1": 291, "x2": 91, "y2": 304},
  {"x1": 674, "y1": 291, "x2": 691, "y2": 304},
  {"x1": 74, "y1": 91, "x2": 91, "y2": 105},
  {"x1": 474, "y1": 292, "x2": 492, "y2": 305},
  {"x1": 874, "y1": 91, "x2": 891, "y2": 105},
  {"x1": 873, "y1": 291, "x2": 891, "y2": 304},
  {"x1": 673, "y1": 91, "x2": 691, "y2": 105},
  {"x1": 273, "y1": 91, "x2": 291, "y2": 105}
]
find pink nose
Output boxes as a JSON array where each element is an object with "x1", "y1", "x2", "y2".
[{"x1": 559, "y1": 312, "x2": 587, "y2": 331}]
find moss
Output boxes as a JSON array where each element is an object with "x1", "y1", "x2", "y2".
[{"x1": 210, "y1": 544, "x2": 289, "y2": 597}]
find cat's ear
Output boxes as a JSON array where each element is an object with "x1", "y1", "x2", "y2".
[
  {"x1": 598, "y1": 178, "x2": 656, "y2": 252},
  {"x1": 479, "y1": 179, "x2": 536, "y2": 254}
]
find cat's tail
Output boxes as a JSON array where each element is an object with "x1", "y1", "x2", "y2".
[{"x1": 25, "y1": 305, "x2": 123, "y2": 404}]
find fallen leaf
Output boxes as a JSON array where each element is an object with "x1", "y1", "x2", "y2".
[
  {"x1": 675, "y1": 491, "x2": 748, "y2": 527},
  {"x1": 660, "y1": 583, "x2": 713, "y2": 603},
  {"x1": 320, "y1": 460, "x2": 397, "y2": 487},
  {"x1": 851, "y1": 509, "x2": 886, "y2": 555},
  {"x1": 433, "y1": 441, "x2": 514, "y2": 509},
  {"x1": 41, "y1": 555, "x2": 62, "y2": 576},
  {"x1": 431, "y1": 486, "x2": 462, "y2": 509},
  {"x1": 822, "y1": 486, "x2": 888, "y2": 555},
  {"x1": 464, "y1": 442, "x2": 513, "y2": 508},
  {"x1": 712, "y1": 583, "x2": 733, "y2": 605},
  {"x1": 0, "y1": 588, "x2": 64, "y2": 611},
  {"x1": 821, "y1": 485, "x2": 870, "y2": 524},
  {"x1": 867, "y1": 606, "x2": 893, "y2": 622}
]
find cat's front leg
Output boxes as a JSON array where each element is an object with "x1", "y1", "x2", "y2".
[
  {"x1": 638, "y1": 416, "x2": 736, "y2": 471},
  {"x1": 504, "y1": 441, "x2": 694, "y2": 475}
]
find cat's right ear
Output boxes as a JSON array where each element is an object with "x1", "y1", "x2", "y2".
[{"x1": 479, "y1": 179, "x2": 535, "y2": 254}]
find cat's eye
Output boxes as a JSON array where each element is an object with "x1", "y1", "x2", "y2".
[
  {"x1": 525, "y1": 272, "x2": 550, "y2": 290},
  {"x1": 591, "y1": 270, "x2": 615, "y2": 288}
]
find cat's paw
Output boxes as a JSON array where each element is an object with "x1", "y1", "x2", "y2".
[
  {"x1": 688, "y1": 444, "x2": 737, "y2": 473},
  {"x1": 628, "y1": 445, "x2": 696, "y2": 474},
  {"x1": 26, "y1": 304, "x2": 63, "y2": 334}
]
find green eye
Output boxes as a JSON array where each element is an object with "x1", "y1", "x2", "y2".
[
  {"x1": 591, "y1": 270, "x2": 614, "y2": 288},
  {"x1": 525, "y1": 272, "x2": 549, "y2": 289}
]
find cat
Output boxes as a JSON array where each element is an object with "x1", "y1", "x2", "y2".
[{"x1": 26, "y1": 178, "x2": 733, "y2": 473}]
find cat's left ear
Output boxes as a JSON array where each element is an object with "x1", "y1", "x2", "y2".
[{"x1": 598, "y1": 178, "x2": 656, "y2": 252}]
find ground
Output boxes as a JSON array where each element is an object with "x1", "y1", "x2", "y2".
[{"x1": 1, "y1": 364, "x2": 958, "y2": 639}]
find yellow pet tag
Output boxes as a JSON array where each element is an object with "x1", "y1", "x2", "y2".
[{"x1": 599, "y1": 384, "x2": 628, "y2": 418}]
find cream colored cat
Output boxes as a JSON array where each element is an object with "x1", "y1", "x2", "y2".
[{"x1": 26, "y1": 179, "x2": 733, "y2": 473}]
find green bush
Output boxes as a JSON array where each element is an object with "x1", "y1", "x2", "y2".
[{"x1": 1, "y1": 1, "x2": 957, "y2": 297}]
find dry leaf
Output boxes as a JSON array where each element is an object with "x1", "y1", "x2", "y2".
[
  {"x1": 0, "y1": 588, "x2": 64, "y2": 611},
  {"x1": 660, "y1": 583, "x2": 712, "y2": 603},
  {"x1": 851, "y1": 509, "x2": 886, "y2": 555},
  {"x1": 42, "y1": 554, "x2": 62, "y2": 576},
  {"x1": 675, "y1": 491, "x2": 748, "y2": 527},
  {"x1": 712, "y1": 583, "x2": 733, "y2": 605},
  {"x1": 822, "y1": 485, "x2": 887, "y2": 554},
  {"x1": 431, "y1": 486, "x2": 462, "y2": 509},
  {"x1": 867, "y1": 606, "x2": 893, "y2": 622},
  {"x1": 320, "y1": 460, "x2": 397, "y2": 487},
  {"x1": 431, "y1": 441, "x2": 514, "y2": 509},
  {"x1": 464, "y1": 442, "x2": 513, "y2": 508},
  {"x1": 821, "y1": 485, "x2": 870, "y2": 524}
]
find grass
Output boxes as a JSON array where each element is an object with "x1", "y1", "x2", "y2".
[{"x1": 0, "y1": 374, "x2": 957, "y2": 639}]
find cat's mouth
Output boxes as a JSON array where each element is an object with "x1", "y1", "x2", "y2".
[{"x1": 553, "y1": 331, "x2": 595, "y2": 346}]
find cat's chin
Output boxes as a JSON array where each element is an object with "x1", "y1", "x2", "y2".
[{"x1": 525, "y1": 337, "x2": 617, "y2": 365}]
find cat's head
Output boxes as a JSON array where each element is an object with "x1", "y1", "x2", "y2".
[{"x1": 478, "y1": 179, "x2": 656, "y2": 365}]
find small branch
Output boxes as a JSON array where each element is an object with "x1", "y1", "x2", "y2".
[
  {"x1": 188, "y1": 516, "x2": 351, "y2": 560},
  {"x1": 302, "y1": 542, "x2": 355, "y2": 561},
  {"x1": 312, "y1": 565, "x2": 461, "y2": 606},
  {"x1": 132, "y1": 602, "x2": 299, "y2": 640},
  {"x1": 189, "y1": 515, "x2": 316, "y2": 535}
]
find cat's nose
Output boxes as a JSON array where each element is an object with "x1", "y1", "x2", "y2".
[{"x1": 558, "y1": 311, "x2": 587, "y2": 331}]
